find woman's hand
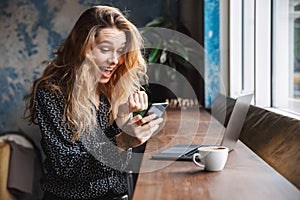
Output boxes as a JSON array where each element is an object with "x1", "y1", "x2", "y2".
[
  {"x1": 118, "y1": 90, "x2": 148, "y2": 116},
  {"x1": 116, "y1": 91, "x2": 148, "y2": 128},
  {"x1": 115, "y1": 90, "x2": 164, "y2": 150},
  {"x1": 116, "y1": 113, "x2": 163, "y2": 150}
]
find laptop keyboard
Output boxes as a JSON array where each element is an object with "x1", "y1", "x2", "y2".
[{"x1": 181, "y1": 148, "x2": 199, "y2": 159}]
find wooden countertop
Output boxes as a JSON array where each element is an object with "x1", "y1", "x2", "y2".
[{"x1": 132, "y1": 108, "x2": 300, "y2": 200}]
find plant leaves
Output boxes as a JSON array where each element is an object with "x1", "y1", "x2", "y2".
[
  {"x1": 160, "y1": 50, "x2": 167, "y2": 63},
  {"x1": 145, "y1": 17, "x2": 165, "y2": 27},
  {"x1": 148, "y1": 48, "x2": 160, "y2": 63}
]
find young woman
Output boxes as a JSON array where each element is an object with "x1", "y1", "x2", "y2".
[{"x1": 24, "y1": 5, "x2": 163, "y2": 200}]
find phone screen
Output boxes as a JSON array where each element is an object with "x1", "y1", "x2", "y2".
[
  {"x1": 133, "y1": 102, "x2": 169, "y2": 117},
  {"x1": 144, "y1": 102, "x2": 169, "y2": 118}
]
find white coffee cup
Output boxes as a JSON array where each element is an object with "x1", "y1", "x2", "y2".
[{"x1": 192, "y1": 145, "x2": 229, "y2": 172}]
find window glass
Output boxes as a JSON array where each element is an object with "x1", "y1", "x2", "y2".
[
  {"x1": 294, "y1": 3, "x2": 300, "y2": 98},
  {"x1": 229, "y1": 0, "x2": 300, "y2": 116},
  {"x1": 273, "y1": 0, "x2": 300, "y2": 114}
]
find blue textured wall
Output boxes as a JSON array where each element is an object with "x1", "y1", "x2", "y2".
[
  {"x1": 0, "y1": 0, "x2": 174, "y2": 136},
  {"x1": 204, "y1": 0, "x2": 220, "y2": 107},
  {"x1": 0, "y1": 0, "x2": 220, "y2": 136}
]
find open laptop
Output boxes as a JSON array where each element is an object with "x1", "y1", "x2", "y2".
[{"x1": 151, "y1": 93, "x2": 253, "y2": 161}]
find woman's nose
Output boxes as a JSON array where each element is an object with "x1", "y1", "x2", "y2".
[{"x1": 108, "y1": 52, "x2": 119, "y2": 65}]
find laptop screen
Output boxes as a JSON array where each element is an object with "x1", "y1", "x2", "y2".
[{"x1": 151, "y1": 94, "x2": 253, "y2": 161}]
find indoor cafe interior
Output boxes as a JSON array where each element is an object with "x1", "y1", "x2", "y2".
[{"x1": 0, "y1": 0, "x2": 299, "y2": 200}]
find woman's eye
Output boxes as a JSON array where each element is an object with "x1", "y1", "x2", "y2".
[
  {"x1": 100, "y1": 47, "x2": 110, "y2": 53},
  {"x1": 117, "y1": 48, "x2": 126, "y2": 55}
]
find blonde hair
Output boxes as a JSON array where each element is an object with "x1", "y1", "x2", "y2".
[{"x1": 24, "y1": 6, "x2": 147, "y2": 140}]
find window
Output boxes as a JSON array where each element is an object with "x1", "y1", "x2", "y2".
[
  {"x1": 273, "y1": 0, "x2": 300, "y2": 114},
  {"x1": 229, "y1": 0, "x2": 300, "y2": 117}
]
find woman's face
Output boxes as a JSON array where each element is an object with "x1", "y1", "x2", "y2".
[{"x1": 91, "y1": 27, "x2": 126, "y2": 84}]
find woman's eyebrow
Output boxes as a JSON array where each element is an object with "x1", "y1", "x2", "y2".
[
  {"x1": 99, "y1": 41, "x2": 112, "y2": 45},
  {"x1": 99, "y1": 40, "x2": 126, "y2": 47}
]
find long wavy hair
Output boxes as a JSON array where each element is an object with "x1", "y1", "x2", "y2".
[{"x1": 24, "y1": 6, "x2": 147, "y2": 140}]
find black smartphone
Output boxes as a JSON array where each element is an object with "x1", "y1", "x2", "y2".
[{"x1": 143, "y1": 102, "x2": 169, "y2": 118}]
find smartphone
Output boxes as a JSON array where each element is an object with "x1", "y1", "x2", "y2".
[{"x1": 143, "y1": 102, "x2": 169, "y2": 118}]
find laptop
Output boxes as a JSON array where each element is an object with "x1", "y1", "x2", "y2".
[{"x1": 151, "y1": 93, "x2": 253, "y2": 161}]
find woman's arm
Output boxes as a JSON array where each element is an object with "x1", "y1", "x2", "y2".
[{"x1": 35, "y1": 88, "x2": 130, "y2": 179}]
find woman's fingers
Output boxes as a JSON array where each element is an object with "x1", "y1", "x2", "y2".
[
  {"x1": 139, "y1": 113, "x2": 157, "y2": 124},
  {"x1": 123, "y1": 114, "x2": 162, "y2": 135},
  {"x1": 150, "y1": 124, "x2": 160, "y2": 134},
  {"x1": 118, "y1": 91, "x2": 148, "y2": 121},
  {"x1": 121, "y1": 114, "x2": 164, "y2": 148},
  {"x1": 128, "y1": 91, "x2": 148, "y2": 112},
  {"x1": 140, "y1": 91, "x2": 148, "y2": 110},
  {"x1": 140, "y1": 117, "x2": 163, "y2": 132}
]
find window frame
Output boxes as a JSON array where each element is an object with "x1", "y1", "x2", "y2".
[{"x1": 228, "y1": 0, "x2": 300, "y2": 118}]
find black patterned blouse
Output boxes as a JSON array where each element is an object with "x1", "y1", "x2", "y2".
[{"x1": 34, "y1": 85, "x2": 132, "y2": 199}]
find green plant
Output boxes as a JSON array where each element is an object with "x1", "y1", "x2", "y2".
[{"x1": 142, "y1": 16, "x2": 192, "y2": 82}]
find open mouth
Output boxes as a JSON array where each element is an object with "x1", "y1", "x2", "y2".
[{"x1": 100, "y1": 67, "x2": 113, "y2": 78}]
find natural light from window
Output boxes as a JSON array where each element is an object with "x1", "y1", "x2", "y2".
[
  {"x1": 273, "y1": 0, "x2": 300, "y2": 115},
  {"x1": 229, "y1": 0, "x2": 300, "y2": 117}
]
